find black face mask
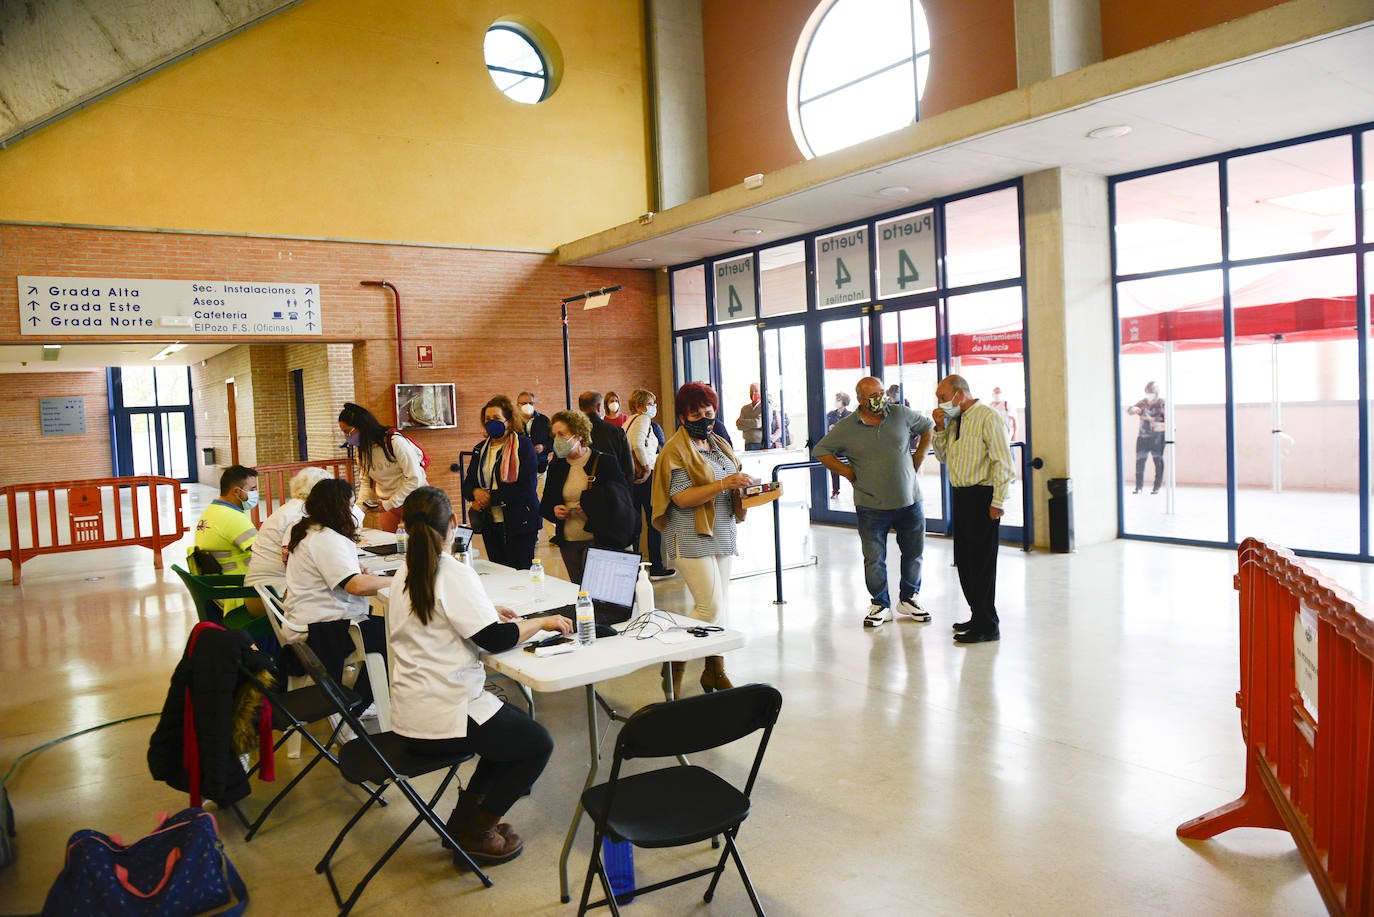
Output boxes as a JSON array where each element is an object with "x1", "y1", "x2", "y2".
[{"x1": 682, "y1": 417, "x2": 714, "y2": 440}]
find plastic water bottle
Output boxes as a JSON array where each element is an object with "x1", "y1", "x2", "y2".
[
  {"x1": 575, "y1": 591, "x2": 596, "y2": 647},
  {"x1": 602, "y1": 835, "x2": 636, "y2": 902},
  {"x1": 635, "y1": 562, "x2": 655, "y2": 617},
  {"x1": 530, "y1": 559, "x2": 544, "y2": 596},
  {"x1": 394, "y1": 522, "x2": 408, "y2": 555}
]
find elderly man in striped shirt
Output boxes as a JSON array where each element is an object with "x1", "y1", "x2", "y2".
[{"x1": 933, "y1": 375, "x2": 1015, "y2": 644}]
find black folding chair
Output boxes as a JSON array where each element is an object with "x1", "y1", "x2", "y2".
[
  {"x1": 290, "y1": 642, "x2": 493, "y2": 916},
  {"x1": 577, "y1": 683, "x2": 784, "y2": 916},
  {"x1": 236, "y1": 586, "x2": 383, "y2": 841}
]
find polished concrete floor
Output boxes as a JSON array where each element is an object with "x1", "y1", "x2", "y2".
[{"x1": 0, "y1": 495, "x2": 1357, "y2": 915}]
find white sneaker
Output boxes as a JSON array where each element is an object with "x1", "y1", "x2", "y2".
[
  {"x1": 898, "y1": 596, "x2": 930, "y2": 622},
  {"x1": 863, "y1": 604, "x2": 893, "y2": 627}
]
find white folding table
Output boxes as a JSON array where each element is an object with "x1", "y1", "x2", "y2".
[{"x1": 486, "y1": 615, "x2": 745, "y2": 902}]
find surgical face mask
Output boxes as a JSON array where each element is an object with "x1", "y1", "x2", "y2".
[
  {"x1": 607, "y1": 401, "x2": 620, "y2": 413},
  {"x1": 485, "y1": 419, "x2": 507, "y2": 439},
  {"x1": 241, "y1": 488, "x2": 259, "y2": 511},
  {"x1": 867, "y1": 394, "x2": 888, "y2": 414},
  {"x1": 939, "y1": 399, "x2": 962, "y2": 418},
  {"x1": 553, "y1": 436, "x2": 576, "y2": 458},
  {"x1": 519, "y1": 403, "x2": 535, "y2": 417},
  {"x1": 645, "y1": 404, "x2": 657, "y2": 420},
  {"x1": 343, "y1": 429, "x2": 360, "y2": 447},
  {"x1": 683, "y1": 416, "x2": 714, "y2": 440}
]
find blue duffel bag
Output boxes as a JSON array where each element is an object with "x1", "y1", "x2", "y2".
[{"x1": 42, "y1": 807, "x2": 246, "y2": 916}]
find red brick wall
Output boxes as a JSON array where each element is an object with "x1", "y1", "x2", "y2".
[
  {"x1": 2, "y1": 224, "x2": 659, "y2": 498},
  {"x1": 0, "y1": 370, "x2": 111, "y2": 483}
]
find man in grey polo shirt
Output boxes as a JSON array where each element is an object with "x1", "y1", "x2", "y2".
[{"x1": 814, "y1": 376, "x2": 935, "y2": 628}]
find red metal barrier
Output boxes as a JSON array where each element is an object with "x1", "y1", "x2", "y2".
[
  {"x1": 0, "y1": 476, "x2": 188, "y2": 585},
  {"x1": 1179, "y1": 538, "x2": 1374, "y2": 914},
  {"x1": 249, "y1": 458, "x2": 355, "y2": 526}
]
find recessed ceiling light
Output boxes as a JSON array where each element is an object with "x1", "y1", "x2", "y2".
[
  {"x1": 631, "y1": 257, "x2": 655, "y2": 264},
  {"x1": 878, "y1": 185, "x2": 911, "y2": 197},
  {"x1": 1087, "y1": 124, "x2": 1132, "y2": 140},
  {"x1": 151, "y1": 342, "x2": 188, "y2": 361},
  {"x1": 733, "y1": 228, "x2": 763, "y2": 236}
]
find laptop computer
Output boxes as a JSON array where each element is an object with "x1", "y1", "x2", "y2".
[{"x1": 534, "y1": 547, "x2": 641, "y2": 629}]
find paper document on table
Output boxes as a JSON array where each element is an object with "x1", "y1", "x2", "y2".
[{"x1": 653, "y1": 629, "x2": 695, "y2": 644}]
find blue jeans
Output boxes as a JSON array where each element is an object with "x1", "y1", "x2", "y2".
[{"x1": 855, "y1": 502, "x2": 925, "y2": 608}]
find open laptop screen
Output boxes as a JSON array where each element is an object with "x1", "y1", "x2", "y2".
[{"x1": 581, "y1": 547, "x2": 639, "y2": 611}]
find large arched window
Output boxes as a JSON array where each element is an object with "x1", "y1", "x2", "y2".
[{"x1": 791, "y1": 0, "x2": 931, "y2": 158}]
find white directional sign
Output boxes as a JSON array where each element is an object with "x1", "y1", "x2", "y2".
[
  {"x1": 876, "y1": 209, "x2": 937, "y2": 298},
  {"x1": 18, "y1": 277, "x2": 322, "y2": 336},
  {"x1": 815, "y1": 226, "x2": 870, "y2": 308},
  {"x1": 713, "y1": 255, "x2": 756, "y2": 323}
]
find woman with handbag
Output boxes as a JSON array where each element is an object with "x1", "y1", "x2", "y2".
[
  {"x1": 651, "y1": 382, "x2": 753, "y2": 696},
  {"x1": 338, "y1": 402, "x2": 427, "y2": 533},
  {"x1": 540, "y1": 410, "x2": 629, "y2": 585},
  {"x1": 462, "y1": 395, "x2": 541, "y2": 570},
  {"x1": 389, "y1": 486, "x2": 573, "y2": 867}
]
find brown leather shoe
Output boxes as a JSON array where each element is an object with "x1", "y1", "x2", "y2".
[
  {"x1": 454, "y1": 810, "x2": 523, "y2": 866},
  {"x1": 442, "y1": 792, "x2": 513, "y2": 849},
  {"x1": 700, "y1": 655, "x2": 733, "y2": 693}
]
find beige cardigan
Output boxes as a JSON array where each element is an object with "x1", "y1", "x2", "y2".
[{"x1": 650, "y1": 427, "x2": 742, "y2": 535}]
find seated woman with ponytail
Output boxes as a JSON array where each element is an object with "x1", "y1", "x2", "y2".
[
  {"x1": 283, "y1": 478, "x2": 392, "y2": 705},
  {"x1": 388, "y1": 486, "x2": 573, "y2": 867}
]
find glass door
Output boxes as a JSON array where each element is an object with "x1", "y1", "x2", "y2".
[
  {"x1": 813, "y1": 311, "x2": 872, "y2": 523},
  {"x1": 877, "y1": 304, "x2": 945, "y2": 531},
  {"x1": 945, "y1": 287, "x2": 1028, "y2": 544},
  {"x1": 110, "y1": 366, "x2": 197, "y2": 482}
]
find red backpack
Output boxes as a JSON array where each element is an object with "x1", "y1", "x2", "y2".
[{"x1": 386, "y1": 428, "x2": 430, "y2": 470}]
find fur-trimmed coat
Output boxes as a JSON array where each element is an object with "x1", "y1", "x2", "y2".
[{"x1": 148, "y1": 622, "x2": 276, "y2": 807}]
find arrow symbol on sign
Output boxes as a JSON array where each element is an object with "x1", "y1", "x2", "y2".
[
  {"x1": 27, "y1": 286, "x2": 36, "y2": 294},
  {"x1": 28, "y1": 315, "x2": 40, "y2": 326},
  {"x1": 305, "y1": 299, "x2": 314, "y2": 307},
  {"x1": 306, "y1": 310, "x2": 315, "y2": 319},
  {"x1": 28, "y1": 301, "x2": 38, "y2": 308},
  {"x1": 306, "y1": 321, "x2": 316, "y2": 330}
]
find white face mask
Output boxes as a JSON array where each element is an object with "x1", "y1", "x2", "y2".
[
  {"x1": 646, "y1": 404, "x2": 657, "y2": 419},
  {"x1": 939, "y1": 399, "x2": 961, "y2": 418},
  {"x1": 520, "y1": 403, "x2": 535, "y2": 417},
  {"x1": 608, "y1": 401, "x2": 620, "y2": 413}
]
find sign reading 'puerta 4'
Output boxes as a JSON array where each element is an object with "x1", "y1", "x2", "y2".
[{"x1": 18, "y1": 277, "x2": 322, "y2": 336}]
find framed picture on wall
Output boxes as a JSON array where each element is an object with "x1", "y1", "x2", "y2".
[{"x1": 395, "y1": 383, "x2": 457, "y2": 430}]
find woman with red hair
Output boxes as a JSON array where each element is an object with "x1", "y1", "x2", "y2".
[{"x1": 650, "y1": 382, "x2": 753, "y2": 697}]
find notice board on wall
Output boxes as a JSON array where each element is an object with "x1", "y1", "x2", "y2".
[{"x1": 40, "y1": 397, "x2": 86, "y2": 435}]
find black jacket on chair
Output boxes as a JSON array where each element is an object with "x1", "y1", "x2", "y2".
[
  {"x1": 462, "y1": 433, "x2": 542, "y2": 538},
  {"x1": 148, "y1": 623, "x2": 275, "y2": 807}
]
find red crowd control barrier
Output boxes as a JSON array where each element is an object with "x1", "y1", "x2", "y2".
[
  {"x1": 0, "y1": 476, "x2": 188, "y2": 585},
  {"x1": 1178, "y1": 538, "x2": 1374, "y2": 914},
  {"x1": 249, "y1": 458, "x2": 355, "y2": 525}
]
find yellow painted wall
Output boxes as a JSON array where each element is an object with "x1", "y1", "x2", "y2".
[{"x1": 0, "y1": 0, "x2": 652, "y2": 251}]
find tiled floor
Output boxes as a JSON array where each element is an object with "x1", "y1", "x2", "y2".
[{"x1": 0, "y1": 497, "x2": 1352, "y2": 915}]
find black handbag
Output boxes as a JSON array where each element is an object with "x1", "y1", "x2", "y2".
[
  {"x1": 467, "y1": 507, "x2": 487, "y2": 533},
  {"x1": 580, "y1": 454, "x2": 635, "y2": 549}
]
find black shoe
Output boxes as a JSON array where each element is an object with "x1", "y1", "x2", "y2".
[
  {"x1": 954, "y1": 630, "x2": 1000, "y2": 644},
  {"x1": 1150, "y1": 488, "x2": 1160, "y2": 495},
  {"x1": 648, "y1": 568, "x2": 676, "y2": 580},
  {"x1": 952, "y1": 620, "x2": 974, "y2": 632},
  {"x1": 1132, "y1": 487, "x2": 1142, "y2": 494}
]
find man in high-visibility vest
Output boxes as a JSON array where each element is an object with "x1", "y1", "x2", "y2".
[{"x1": 192, "y1": 465, "x2": 261, "y2": 614}]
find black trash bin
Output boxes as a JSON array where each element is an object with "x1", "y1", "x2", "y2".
[
  {"x1": 1048, "y1": 477, "x2": 1073, "y2": 553},
  {"x1": 201, "y1": 446, "x2": 216, "y2": 466}
]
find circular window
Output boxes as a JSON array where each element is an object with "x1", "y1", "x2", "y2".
[
  {"x1": 484, "y1": 21, "x2": 559, "y2": 104},
  {"x1": 791, "y1": 0, "x2": 931, "y2": 158}
]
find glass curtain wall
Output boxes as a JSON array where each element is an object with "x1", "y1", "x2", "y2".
[
  {"x1": 670, "y1": 181, "x2": 1028, "y2": 540},
  {"x1": 1112, "y1": 124, "x2": 1371, "y2": 559}
]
